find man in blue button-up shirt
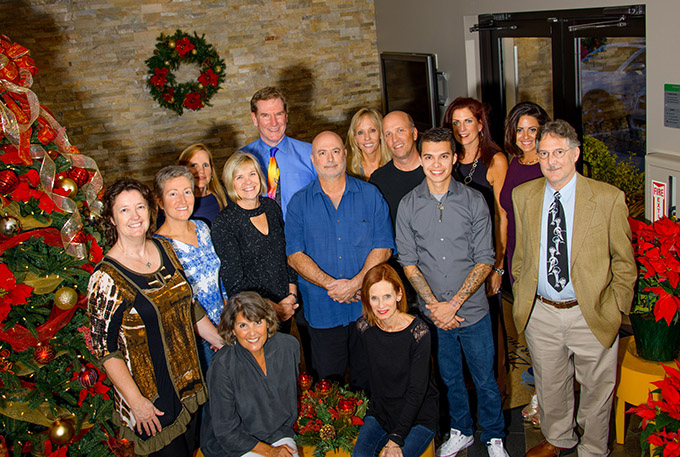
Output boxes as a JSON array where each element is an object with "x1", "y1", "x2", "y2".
[
  {"x1": 241, "y1": 87, "x2": 317, "y2": 220},
  {"x1": 286, "y1": 131, "x2": 394, "y2": 384}
]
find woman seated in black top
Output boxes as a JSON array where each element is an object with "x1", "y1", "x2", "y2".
[
  {"x1": 200, "y1": 291, "x2": 300, "y2": 457},
  {"x1": 353, "y1": 264, "x2": 438, "y2": 457},
  {"x1": 211, "y1": 152, "x2": 298, "y2": 333}
]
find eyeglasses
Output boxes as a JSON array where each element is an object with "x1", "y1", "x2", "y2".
[{"x1": 537, "y1": 148, "x2": 571, "y2": 160}]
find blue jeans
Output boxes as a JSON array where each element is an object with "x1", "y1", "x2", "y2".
[
  {"x1": 436, "y1": 313, "x2": 505, "y2": 443},
  {"x1": 352, "y1": 416, "x2": 435, "y2": 457}
]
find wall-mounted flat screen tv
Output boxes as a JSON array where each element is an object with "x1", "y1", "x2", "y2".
[{"x1": 380, "y1": 52, "x2": 439, "y2": 132}]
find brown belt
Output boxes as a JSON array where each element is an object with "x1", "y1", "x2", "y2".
[{"x1": 536, "y1": 295, "x2": 578, "y2": 309}]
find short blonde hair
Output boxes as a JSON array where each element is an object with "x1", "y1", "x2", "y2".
[
  {"x1": 178, "y1": 143, "x2": 228, "y2": 208},
  {"x1": 222, "y1": 151, "x2": 267, "y2": 203},
  {"x1": 345, "y1": 108, "x2": 391, "y2": 179},
  {"x1": 218, "y1": 291, "x2": 279, "y2": 345}
]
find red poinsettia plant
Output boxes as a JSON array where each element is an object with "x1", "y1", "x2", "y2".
[
  {"x1": 294, "y1": 374, "x2": 368, "y2": 457},
  {"x1": 628, "y1": 361, "x2": 680, "y2": 457},
  {"x1": 629, "y1": 217, "x2": 680, "y2": 325}
]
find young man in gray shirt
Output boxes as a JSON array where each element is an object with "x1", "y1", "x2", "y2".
[{"x1": 395, "y1": 128, "x2": 507, "y2": 457}]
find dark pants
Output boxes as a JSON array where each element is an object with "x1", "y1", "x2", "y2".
[
  {"x1": 308, "y1": 322, "x2": 368, "y2": 390},
  {"x1": 147, "y1": 413, "x2": 197, "y2": 457}
]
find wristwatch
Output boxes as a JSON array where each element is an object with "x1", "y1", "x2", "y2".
[{"x1": 492, "y1": 267, "x2": 505, "y2": 276}]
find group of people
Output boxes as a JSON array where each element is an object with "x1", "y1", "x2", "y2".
[{"x1": 87, "y1": 86, "x2": 636, "y2": 457}]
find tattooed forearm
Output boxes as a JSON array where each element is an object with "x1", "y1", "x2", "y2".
[
  {"x1": 456, "y1": 263, "x2": 493, "y2": 302},
  {"x1": 403, "y1": 265, "x2": 438, "y2": 304}
]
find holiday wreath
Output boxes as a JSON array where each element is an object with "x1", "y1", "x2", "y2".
[{"x1": 145, "y1": 30, "x2": 226, "y2": 116}]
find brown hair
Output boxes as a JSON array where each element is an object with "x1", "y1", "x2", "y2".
[
  {"x1": 218, "y1": 291, "x2": 279, "y2": 345},
  {"x1": 178, "y1": 143, "x2": 228, "y2": 208},
  {"x1": 345, "y1": 108, "x2": 391, "y2": 178},
  {"x1": 442, "y1": 97, "x2": 502, "y2": 165},
  {"x1": 360, "y1": 263, "x2": 407, "y2": 326},
  {"x1": 503, "y1": 102, "x2": 551, "y2": 158},
  {"x1": 101, "y1": 178, "x2": 156, "y2": 247},
  {"x1": 250, "y1": 86, "x2": 288, "y2": 114}
]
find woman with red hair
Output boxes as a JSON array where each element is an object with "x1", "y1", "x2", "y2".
[{"x1": 352, "y1": 263, "x2": 438, "y2": 457}]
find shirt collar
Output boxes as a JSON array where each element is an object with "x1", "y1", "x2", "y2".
[
  {"x1": 545, "y1": 173, "x2": 577, "y2": 199},
  {"x1": 257, "y1": 135, "x2": 289, "y2": 151},
  {"x1": 413, "y1": 177, "x2": 462, "y2": 200},
  {"x1": 312, "y1": 174, "x2": 359, "y2": 196}
]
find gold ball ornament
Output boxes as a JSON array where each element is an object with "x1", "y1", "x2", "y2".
[
  {"x1": 215, "y1": 66, "x2": 222, "y2": 72},
  {"x1": 55, "y1": 176, "x2": 78, "y2": 198},
  {"x1": 164, "y1": 60, "x2": 171, "y2": 66},
  {"x1": 48, "y1": 418, "x2": 75, "y2": 445},
  {"x1": 169, "y1": 97, "x2": 175, "y2": 103},
  {"x1": 0, "y1": 216, "x2": 21, "y2": 238},
  {"x1": 197, "y1": 83, "x2": 204, "y2": 90},
  {"x1": 168, "y1": 40, "x2": 176, "y2": 49},
  {"x1": 54, "y1": 286, "x2": 78, "y2": 310},
  {"x1": 191, "y1": 49, "x2": 197, "y2": 55}
]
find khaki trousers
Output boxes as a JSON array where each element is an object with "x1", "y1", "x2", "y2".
[{"x1": 525, "y1": 297, "x2": 618, "y2": 457}]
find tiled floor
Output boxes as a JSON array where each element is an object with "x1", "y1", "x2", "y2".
[{"x1": 452, "y1": 406, "x2": 644, "y2": 457}]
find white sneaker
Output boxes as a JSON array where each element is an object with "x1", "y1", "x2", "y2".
[
  {"x1": 486, "y1": 439, "x2": 510, "y2": 457},
  {"x1": 435, "y1": 429, "x2": 474, "y2": 457}
]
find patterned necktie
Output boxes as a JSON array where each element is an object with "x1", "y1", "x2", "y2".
[
  {"x1": 547, "y1": 191, "x2": 569, "y2": 291},
  {"x1": 267, "y1": 147, "x2": 281, "y2": 205}
]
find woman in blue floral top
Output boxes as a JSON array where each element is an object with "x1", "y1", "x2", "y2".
[{"x1": 154, "y1": 165, "x2": 227, "y2": 370}]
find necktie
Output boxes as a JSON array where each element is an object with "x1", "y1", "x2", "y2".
[
  {"x1": 547, "y1": 191, "x2": 569, "y2": 291},
  {"x1": 267, "y1": 147, "x2": 281, "y2": 205}
]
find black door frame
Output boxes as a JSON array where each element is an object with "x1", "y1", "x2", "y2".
[{"x1": 477, "y1": 6, "x2": 645, "y2": 156}]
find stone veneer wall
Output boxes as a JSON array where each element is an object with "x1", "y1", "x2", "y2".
[{"x1": 2, "y1": 0, "x2": 381, "y2": 185}]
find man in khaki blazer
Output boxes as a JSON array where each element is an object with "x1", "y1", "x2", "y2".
[{"x1": 512, "y1": 120, "x2": 636, "y2": 457}]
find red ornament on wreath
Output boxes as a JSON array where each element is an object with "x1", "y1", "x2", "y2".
[
  {"x1": 0, "y1": 170, "x2": 19, "y2": 194},
  {"x1": 34, "y1": 342, "x2": 56, "y2": 364},
  {"x1": 67, "y1": 167, "x2": 90, "y2": 187},
  {"x1": 78, "y1": 366, "x2": 99, "y2": 388}
]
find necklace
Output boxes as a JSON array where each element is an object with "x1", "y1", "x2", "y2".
[
  {"x1": 123, "y1": 245, "x2": 152, "y2": 269},
  {"x1": 463, "y1": 158, "x2": 479, "y2": 185},
  {"x1": 518, "y1": 156, "x2": 539, "y2": 165}
]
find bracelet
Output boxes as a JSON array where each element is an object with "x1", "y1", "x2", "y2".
[
  {"x1": 288, "y1": 292, "x2": 298, "y2": 301},
  {"x1": 492, "y1": 267, "x2": 504, "y2": 276}
]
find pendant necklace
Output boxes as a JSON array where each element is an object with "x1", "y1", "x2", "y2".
[{"x1": 463, "y1": 158, "x2": 479, "y2": 185}]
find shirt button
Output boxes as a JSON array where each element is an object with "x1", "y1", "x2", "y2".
[
  {"x1": 442, "y1": 256, "x2": 446, "y2": 260},
  {"x1": 339, "y1": 274, "x2": 343, "y2": 277},
  {"x1": 440, "y1": 238, "x2": 444, "y2": 241},
  {"x1": 339, "y1": 256, "x2": 342, "y2": 259},
  {"x1": 337, "y1": 219, "x2": 340, "y2": 223},
  {"x1": 338, "y1": 237, "x2": 341, "y2": 241}
]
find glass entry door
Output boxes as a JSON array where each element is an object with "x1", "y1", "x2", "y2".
[{"x1": 477, "y1": 6, "x2": 646, "y2": 218}]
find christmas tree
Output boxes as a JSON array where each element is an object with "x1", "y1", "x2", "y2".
[{"x1": 0, "y1": 35, "x2": 119, "y2": 456}]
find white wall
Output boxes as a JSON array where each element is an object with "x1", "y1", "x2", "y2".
[{"x1": 374, "y1": 0, "x2": 680, "y2": 158}]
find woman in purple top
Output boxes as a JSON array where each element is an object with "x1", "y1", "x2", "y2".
[
  {"x1": 498, "y1": 102, "x2": 551, "y2": 283},
  {"x1": 498, "y1": 101, "x2": 550, "y2": 428}
]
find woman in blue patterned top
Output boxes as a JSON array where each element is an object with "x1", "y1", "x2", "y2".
[{"x1": 154, "y1": 165, "x2": 227, "y2": 370}]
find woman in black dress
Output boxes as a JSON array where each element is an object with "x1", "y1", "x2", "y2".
[
  {"x1": 211, "y1": 152, "x2": 298, "y2": 332},
  {"x1": 352, "y1": 263, "x2": 438, "y2": 457}
]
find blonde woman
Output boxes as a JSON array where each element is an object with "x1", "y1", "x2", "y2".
[{"x1": 345, "y1": 108, "x2": 391, "y2": 180}]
